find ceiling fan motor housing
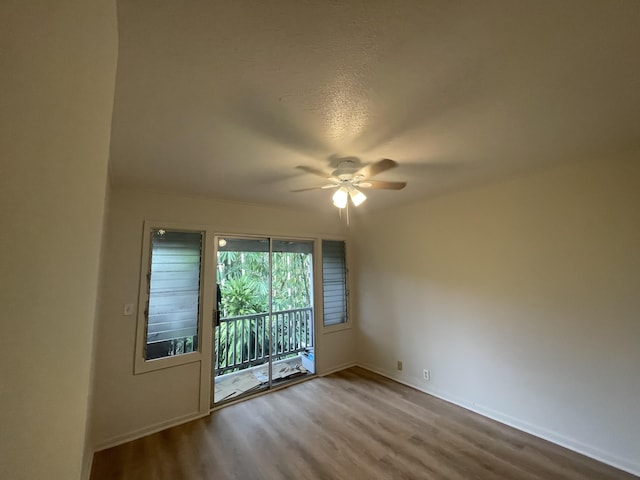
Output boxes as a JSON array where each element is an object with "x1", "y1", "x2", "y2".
[
  {"x1": 293, "y1": 158, "x2": 405, "y2": 199},
  {"x1": 333, "y1": 160, "x2": 363, "y2": 181}
]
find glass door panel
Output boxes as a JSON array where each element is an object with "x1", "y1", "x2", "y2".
[
  {"x1": 213, "y1": 236, "x2": 316, "y2": 405},
  {"x1": 214, "y1": 236, "x2": 270, "y2": 404},
  {"x1": 270, "y1": 239, "x2": 315, "y2": 387}
]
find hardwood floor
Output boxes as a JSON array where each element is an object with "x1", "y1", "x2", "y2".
[{"x1": 91, "y1": 367, "x2": 637, "y2": 480}]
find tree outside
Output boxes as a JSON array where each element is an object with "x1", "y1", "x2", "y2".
[{"x1": 215, "y1": 243, "x2": 313, "y2": 374}]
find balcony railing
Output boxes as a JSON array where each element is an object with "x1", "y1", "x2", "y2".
[{"x1": 214, "y1": 307, "x2": 314, "y2": 376}]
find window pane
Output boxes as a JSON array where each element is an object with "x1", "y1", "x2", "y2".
[
  {"x1": 146, "y1": 229, "x2": 202, "y2": 360},
  {"x1": 322, "y1": 240, "x2": 347, "y2": 326}
]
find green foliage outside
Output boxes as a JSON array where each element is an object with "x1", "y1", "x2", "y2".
[{"x1": 215, "y1": 248, "x2": 313, "y2": 374}]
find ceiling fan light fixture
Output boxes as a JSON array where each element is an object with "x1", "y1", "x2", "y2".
[
  {"x1": 294, "y1": 158, "x2": 405, "y2": 212},
  {"x1": 332, "y1": 187, "x2": 348, "y2": 208},
  {"x1": 349, "y1": 187, "x2": 367, "y2": 206}
]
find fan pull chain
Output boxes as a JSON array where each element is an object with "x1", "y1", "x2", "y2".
[
  {"x1": 337, "y1": 203, "x2": 350, "y2": 228},
  {"x1": 346, "y1": 201, "x2": 350, "y2": 228}
]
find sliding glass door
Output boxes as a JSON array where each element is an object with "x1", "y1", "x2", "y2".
[
  {"x1": 213, "y1": 237, "x2": 270, "y2": 402},
  {"x1": 213, "y1": 236, "x2": 315, "y2": 405},
  {"x1": 270, "y1": 239, "x2": 315, "y2": 387}
]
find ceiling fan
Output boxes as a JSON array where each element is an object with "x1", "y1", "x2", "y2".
[{"x1": 293, "y1": 158, "x2": 407, "y2": 208}]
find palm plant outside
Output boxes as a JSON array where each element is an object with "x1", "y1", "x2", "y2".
[{"x1": 216, "y1": 249, "x2": 313, "y2": 373}]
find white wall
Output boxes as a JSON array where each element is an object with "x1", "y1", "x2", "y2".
[
  {"x1": 83, "y1": 180, "x2": 113, "y2": 479},
  {"x1": 90, "y1": 187, "x2": 356, "y2": 448},
  {"x1": 0, "y1": 2, "x2": 118, "y2": 479},
  {"x1": 353, "y1": 155, "x2": 640, "y2": 475}
]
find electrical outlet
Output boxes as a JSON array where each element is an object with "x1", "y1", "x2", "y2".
[
  {"x1": 423, "y1": 369, "x2": 430, "y2": 381},
  {"x1": 397, "y1": 360, "x2": 403, "y2": 371}
]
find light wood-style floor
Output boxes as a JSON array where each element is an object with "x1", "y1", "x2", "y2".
[{"x1": 91, "y1": 367, "x2": 637, "y2": 480}]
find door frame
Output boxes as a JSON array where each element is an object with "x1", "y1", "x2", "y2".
[{"x1": 211, "y1": 233, "x2": 318, "y2": 406}]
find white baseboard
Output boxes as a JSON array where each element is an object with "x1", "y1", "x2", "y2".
[
  {"x1": 319, "y1": 361, "x2": 357, "y2": 377},
  {"x1": 93, "y1": 410, "x2": 209, "y2": 452},
  {"x1": 356, "y1": 362, "x2": 640, "y2": 477}
]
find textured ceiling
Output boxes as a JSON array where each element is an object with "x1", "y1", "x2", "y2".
[{"x1": 109, "y1": 0, "x2": 640, "y2": 212}]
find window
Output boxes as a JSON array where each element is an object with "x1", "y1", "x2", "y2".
[
  {"x1": 322, "y1": 240, "x2": 348, "y2": 327},
  {"x1": 136, "y1": 227, "x2": 204, "y2": 370}
]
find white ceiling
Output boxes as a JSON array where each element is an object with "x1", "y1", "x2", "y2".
[{"x1": 109, "y1": 0, "x2": 640, "y2": 212}]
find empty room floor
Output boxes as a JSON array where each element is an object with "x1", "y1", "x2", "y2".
[{"x1": 91, "y1": 367, "x2": 636, "y2": 480}]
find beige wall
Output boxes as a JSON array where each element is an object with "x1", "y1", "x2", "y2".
[
  {"x1": 83, "y1": 179, "x2": 113, "y2": 478},
  {"x1": 90, "y1": 187, "x2": 356, "y2": 447},
  {"x1": 353, "y1": 155, "x2": 640, "y2": 475},
  {"x1": 0, "y1": 1, "x2": 117, "y2": 479}
]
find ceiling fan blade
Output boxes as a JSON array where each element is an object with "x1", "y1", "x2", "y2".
[
  {"x1": 291, "y1": 184, "x2": 339, "y2": 192},
  {"x1": 358, "y1": 180, "x2": 407, "y2": 190},
  {"x1": 354, "y1": 158, "x2": 398, "y2": 179},
  {"x1": 296, "y1": 165, "x2": 332, "y2": 179}
]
